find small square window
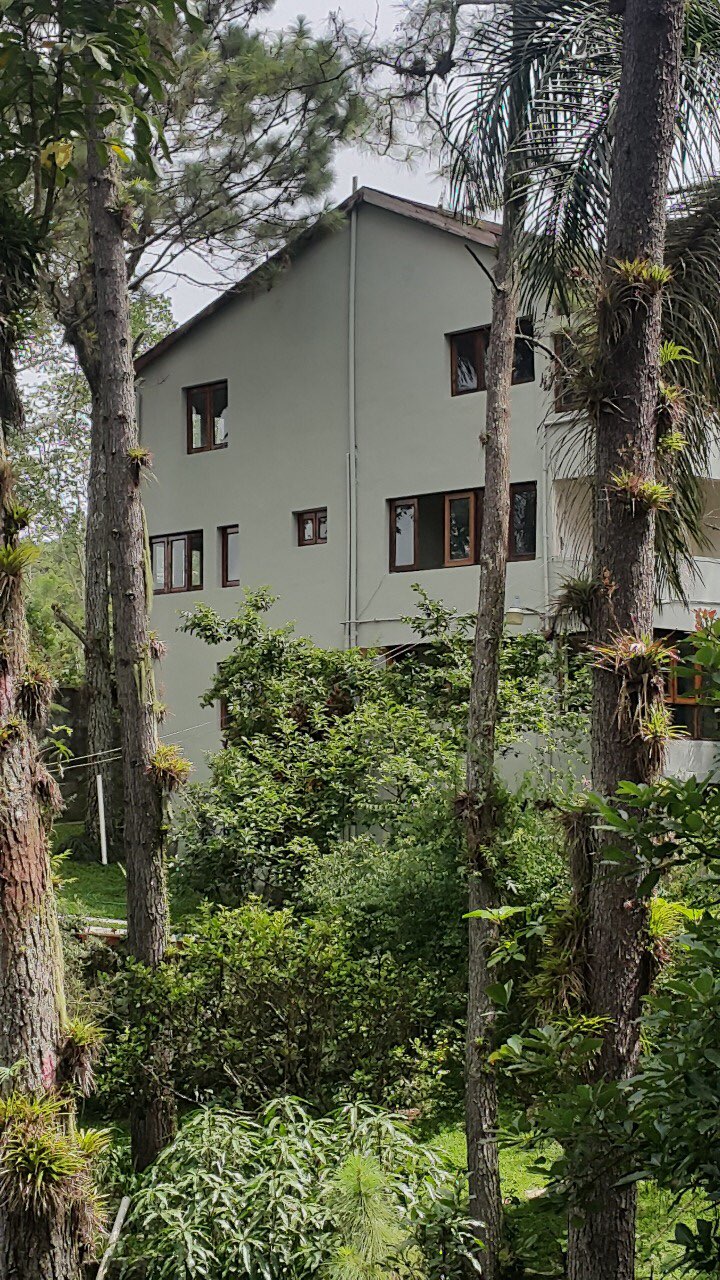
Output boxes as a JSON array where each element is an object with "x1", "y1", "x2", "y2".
[
  {"x1": 150, "y1": 531, "x2": 204, "y2": 594},
  {"x1": 297, "y1": 508, "x2": 328, "y2": 546},
  {"x1": 186, "y1": 382, "x2": 229, "y2": 453},
  {"x1": 220, "y1": 525, "x2": 240, "y2": 587}
]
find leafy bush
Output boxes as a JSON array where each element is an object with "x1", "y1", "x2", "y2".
[
  {"x1": 176, "y1": 590, "x2": 589, "y2": 908},
  {"x1": 117, "y1": 1098, "x2": 480, "y2": 1279},
  {"x1": 96, "y1": 901, "x2": 464, "y2": 1115}
]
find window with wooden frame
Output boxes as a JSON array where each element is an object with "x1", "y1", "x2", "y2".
[
  {"x1": 150, "y1": 531, "x2": 203, "y2": 594},
  {"x1": 508, "y1": 481, "x2": 537, "y2": 560},
  {"x1": 444, "y1": 491, "x2": 476, "y2": 566},
  {"x1": 389, "y1": 484, "x2": 534, "y2": 572},
  {"x1": 220, "y1": 524, "x2": 239, "y2": 587},
  {"x1": 186, "y1": 381, "x2": 228, "y2": 453},
  {"x1": 449, "y1": 319, "x2": 535, "y2": 396},
  {"x1": 389, "y1": 498, "x2": 419, "y2": 571},
  {"x1": 297, "y1": 508, "x2": 327, "y2": 546},
  {"x1": 665, "y1": 639, "x2": 720, "y2": 741}
]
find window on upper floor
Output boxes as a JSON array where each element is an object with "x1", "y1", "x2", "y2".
[
  {"x1": 448, "y1": 318, "x2": 535, "y2": 396},
  {"x1": 297, "y1": 508, "x2": 327, "y2": 546},
  {"x1": 220, "y1": 524, "x2": 240, "y2": 587},
  {"x1": 186, "y1": 381, "x2": 228, "y2": 453},
  {"x1": 151, "y1": 531, "x2": 203, "y2": 594},
  {"x1": 389, "y1": 483, "x2": 535, "y2": 572}
]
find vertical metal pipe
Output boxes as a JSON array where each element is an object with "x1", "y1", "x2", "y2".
[{"x1": 347, "y1": 180, "x2": 359, "y2": 648}]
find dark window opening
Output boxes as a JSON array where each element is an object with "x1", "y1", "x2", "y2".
[
  {"x1": 186, "y1": 381, "x2": 228, "y2": 453},
  {"x1": 297, "y1": 508, "x2": 327, "y2": 546},
  {"x1": 509, "y1": 482, "x2": 537, "y2": 560},
  {"x1": 151, "y1": 531, "x2": 203, "y2": 594},
  {"x1": 220, "y1": 524, "x2": 239, "y2": 587},
  {"x1": 390, "y1": 484, "x2": 535, "y2": 571},
  {"x1": 449, "y1": 320, "x2": 535, "y2": 396},
  {"x1": 445, "y1": 492, "x2": 475, "y2": 566}
]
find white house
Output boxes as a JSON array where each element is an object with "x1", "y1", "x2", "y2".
[{"x1": 136, "y1": 186, "x2": 720, "y2": 775}]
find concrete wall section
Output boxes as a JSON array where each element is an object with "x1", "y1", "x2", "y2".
[{"x1": 140, "y1": 223, "x2": 353, "y2": 766}]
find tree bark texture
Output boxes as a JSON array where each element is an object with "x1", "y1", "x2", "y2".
[
  {"x1": 86, "y1": 125, "x2": 176, "y2": 1169},
  {"x1": 58, "y1": 304, "x2": 119, "y2": 854},
  {"x1": 464, "y1": 14, "x2": 527, "y2": 1271},
  {"x1": 83, "y1": 383, "x2": 117, "y2": 849},
  {"x1": 567, "y1": 3, "x2": 686, "y2": 1278},
  {"x1": 0, "y1": 330, "x2": 81, "y2": 1279}
]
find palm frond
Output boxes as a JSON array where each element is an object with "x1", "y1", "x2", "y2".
[{"x1": 446, "y1": 0, "x2": 720, "y2": 313}]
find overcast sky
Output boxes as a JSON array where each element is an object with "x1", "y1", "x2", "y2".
[{"x1": 169, "y1": 0, "x2": 444, "y2": 321}]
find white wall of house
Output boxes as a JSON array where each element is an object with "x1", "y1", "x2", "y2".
[{"x1": 138, "y1": 191, "x2": 720, "y2": 777}]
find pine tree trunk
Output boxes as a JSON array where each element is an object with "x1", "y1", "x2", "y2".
[
  {"x1": 86, "y1": 121, "x2": 177, "y2": 1169},
  {"x1": 0, "y1": 325, "x2": 81, "y2": 1279},
  {"x1": 56, "y1": 298, "x2": 118, "y2": 851},
  {"x1": 84, "y1": 383, "x2": 117, "y2": 850},
  {"x1": 464, "y1": 13, "x2": 527, "y2": 1269},
  {"x1": 566, "y1": 3, "x2": 685, "y2": 1277}
]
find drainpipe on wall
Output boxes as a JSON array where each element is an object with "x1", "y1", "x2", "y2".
[
  {"x1": 540, "y1": 410, "x2": 551, "y2": 627},
  {"x1": 346, "y1": 178, "x2": 359, "y2": 649}
]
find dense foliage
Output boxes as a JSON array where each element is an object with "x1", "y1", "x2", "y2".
[
  {"x1": 176, "y1": 590, "x2": 587, "y2": 907},
  {"x1": 116, "y1": 1098, "x2": 480, "y2": 1280}
]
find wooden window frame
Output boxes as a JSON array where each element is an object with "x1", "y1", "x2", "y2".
[
  {"x1": 444, "y1": 491, "x2": 476, "y2": 567},
  {"x1": 220, "y1": 524, "x2": 239, "y2": 587},
  {"x1": 449, "y1": 319, "x2": 535, "y2": 397},
  {"x1": 389, "y1": 485, "x2": 537, "y2": 572},
  {"x1": 185, "y1": 380, "x2": 229, "y2": 454},
  {"x1": 297, "y1": 508, "x2": 328, "y2": 547},
  {"x1": 508, "y1": 482, "x2": 537, "y2": 562},
  {"x1": 449, "y1": 326, "x2": 488, "y2": 397},
  {"x1": 389, "y1": 497, "x2": 419, "y2": 572},
  {"x1": 150, "y1": 530, "x2": 204, "y2": 594}
]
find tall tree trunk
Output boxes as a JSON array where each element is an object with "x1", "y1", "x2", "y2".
[
  {"x1": 463, "y1": 12, "x2": 527, "y2": 1273},
  {"x1": 0, "y1": 322, "x2": 81, "y2": 1279},
  {"x1": 58, "y1": 311, "x2": 118, "y2": 853},
  {"x1": 83, "y1": 382, "x2": 117, "y2": 849},
  {"x1": 86, "y1": 122, "x2": 177, "y2": 1169},
  {"x1": 566, "y1": 2, "x2": 685, "y2": 1278}
]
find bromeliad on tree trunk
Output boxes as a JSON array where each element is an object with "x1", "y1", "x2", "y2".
[{"x1": 566, "y1": 2, "x2": 687, "y2": 1277}]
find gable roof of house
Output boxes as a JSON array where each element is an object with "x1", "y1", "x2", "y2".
[{"x1": 134, "y1": 186, "x2": 501, "y2": 374}]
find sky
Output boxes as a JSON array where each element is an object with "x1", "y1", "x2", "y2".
[{"x1": 169, "y1": 0, "x2": 445, "y2": 322}]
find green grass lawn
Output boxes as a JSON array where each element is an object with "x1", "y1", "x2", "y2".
[
  {"x1": 55, "y1": 843, "x2": 202, "y2": 925},
  {"x1": 57, "y1": 858, "x2": 128, "y2": 922},
  {"x1": 431, "y1": 1121, "x2": 700, "y2": 1278}
]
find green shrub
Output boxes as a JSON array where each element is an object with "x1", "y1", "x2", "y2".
[
  {"x1": 96, "y1": 901, "x2": 464, "y2": 1115},
  {"x1": 117, "y1": 1097, "x2": 481, "y2": 1279}
]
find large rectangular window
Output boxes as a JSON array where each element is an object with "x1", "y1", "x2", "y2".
[
  {"x1": 220, "y1": 525, "x2": 239, "y2": 587},
  {"x1": 449, "y1": 319, "x2": 535, "y2": 396},
  {"x1": 389, "y1": 484, "x2": 534, "y2": 571},
  {"x1": 150, "y1": 531, "x2": 203, "y2": 594},
  {"x1": 186, "y1": 381, "x2": 228, "y2": 453}
]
